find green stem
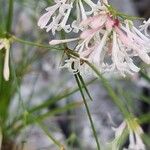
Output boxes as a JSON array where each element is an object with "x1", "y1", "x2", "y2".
[
  {"x1": 36, "y1": 120, "x2": 63, "y2": 149},
  {"x1": 23, "y1": 113, "x2": 64, "y2": 149},
  {"x1": 74, "y1": 74, "x2": 101, "y2": 150},
  {"x1": 140, "y1": 70, "x2": 150, "y2": 83},
  {"x1": 86, "y1": 61, "x2": 131, "y2": 119},
  {"x1": 11, "y1": 35, "x2": 62, "y2": 50},
  {"x1": 6, "y1": 0, "x2": 14, "y2": 32}
]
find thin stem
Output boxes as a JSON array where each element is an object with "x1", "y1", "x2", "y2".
[
  {"x1": 11, "y1": 35, "x2": 62, "y2": 50},
  {"x1": 85, "y1": 61, "x2": 131, "y2": 119},
  {"x1": 20, "y1": 113, "x2": 64, "y2": 149},
  {"x1": 74, "y1": 74, "x2": 101, "y2": 150},
  {"x1": 140, "y1": 70, "x2": 150, "y2": 83},
  {"x1": 36, "y1": 120, "x2": 64, "y2": 149},
  {"x1": 6, "y1": 0, "x2": 14, "y2": 32}
]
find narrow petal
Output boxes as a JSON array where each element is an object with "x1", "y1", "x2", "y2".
[
  {"x1": 89, "y1": 15, "x2": 107, "y2": 29},
  {"x1": 49, "y1": 38, "x2": 80, "y2": 45},
  {"x1": 91, "y1": 31, "x2": 109, "y2": 64},
  {"x1": 79, "y1": 0, "x2": 87, "y2": 20},
  {"x1": 38, "y1": 3, "x2": 60, "y2": 28},
  {"x1": 38, "y1": 11, "x2": 54, "y2": 28},
  {"x1": 80, "y1": 28, "x2": 99, "y2": 39},
  {"x1": 140, "y1": 18, "x2": 150, "y2": 36},
  {"x1": 116, "y1": 27, "x2": 150, "y2": 64}
]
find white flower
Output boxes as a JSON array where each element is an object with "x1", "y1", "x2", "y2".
[
  {"x1": 38, "y1": 0, "x2": 73, "y2": 34},
  {"x1": 124, "y1": 119, "x2": 145, "y2": 150},
  {"x1": 60, "y1": 57, "x2": 94, "y2": 76},
  {"x1": 60, "y1": 58, "x2": 81, "y2": 74},
  {"x1": 107, "y1": 121, "x2": 127, "y2": 150},
  {"x1": 71, "y1": 0, "x2": 101, "y2": 32},
  {"x1": 108, "y1": 118, "x2": 145, "y2": 150},
  {"x1": 140, "y1": 18, "x2": 150, "y2": 36},
  {"x1": 0, "y1": 38, "x2": 10, "y2": 81},
  {"x1": 38, "y1": 0, "x2": 101, "y2": 34}
]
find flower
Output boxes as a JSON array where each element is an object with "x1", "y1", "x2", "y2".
[
  {"x1": 49, "y1": 1, "x2": 150, "y2": 77},
  {"x1": 0, "y1": 38, "x2": 10, "y2": 81},
  {"x1": 108, "y1": 118, "x2": 145, "y2": 150},
  {"x1": 124, "y1": 119, "x2": 145, "y2": 150},
  {"x1": 60, "y1": 58, "x2": 81, "y2": 74},
  {"x1": 71, "y1": 0, "x2": 101, "y2": 33},
  {"x1": 60, "y1": 57, "x2": 93, "y2": 76},
  {"x1": 38, "y1": 0, "x2": 73, "y2": 34},
  {"x1": 107, "y1": 121, "x2": 126, "y2": 150},
  {"x1": 38, "y1": 0, "x2": 100, "y2": 34},
  {"x1": 140, "y1": 18, "x2": 150, "y2": 37}
]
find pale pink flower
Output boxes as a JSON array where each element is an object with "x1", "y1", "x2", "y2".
[
  {"x1": 50, "y1": 10, "x2": 150, "y2": 76},
  {"x1": 40, "y1": 0, "x2": 149, "y2": 76}
]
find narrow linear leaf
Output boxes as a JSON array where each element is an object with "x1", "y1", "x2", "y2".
[
  {"x1": 77, "y1": 73, "x2": 93, "y2": 101},
  {"x1": 74, "y1": 74, "x2": 101, "y2": 150},
  {"x1": 31, "y1": 114, "x2": 64, "y2": 149}
]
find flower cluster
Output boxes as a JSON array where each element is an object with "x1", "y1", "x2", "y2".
[
  {"x1": 38, "y1": 0, "x2": 150, "y2": 77},
  {"x1": 38, "y1": 0, "x2": 99, "y2": 34},
  {"x1": 0, "y1": 38, "x2": 10, "y2": 81}
]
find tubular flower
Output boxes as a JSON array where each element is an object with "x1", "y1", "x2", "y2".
[
  {"x1": 49, "y1": 1, "x2": 150, "y2": 76},
  {"x1": 107, "y1": 121, "x2": 127, "y2": 150},
  {"x1": 108, "y1": 119, "x2": 145, "y2": 150},
  {"x1": 38, "y1": 0, "x2": 74, "y2": 34},
  {"x1": 140, "y1": 18, "x2": 150, "y2": 37},
  {"x1": 0, "y1": 38, "x2": 10, "y2": 81},
  {"x1": 38, "y1": 0, "x2": 100, "y2": 34},
  {"x1": 124, "y1": 119, "x2": 145, "y2": 150}
]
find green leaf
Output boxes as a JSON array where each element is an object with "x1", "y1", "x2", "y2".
[
  {"x1": 77, "y1": 73, "x2": 93, "y2": 101},
  {"x1": 74, "y1": 74, "x2": 101, "y2": 150}
]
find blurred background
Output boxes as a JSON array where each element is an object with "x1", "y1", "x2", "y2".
[{"x1": 0, "y1": 0, "x2": 150, "y2": 150}]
